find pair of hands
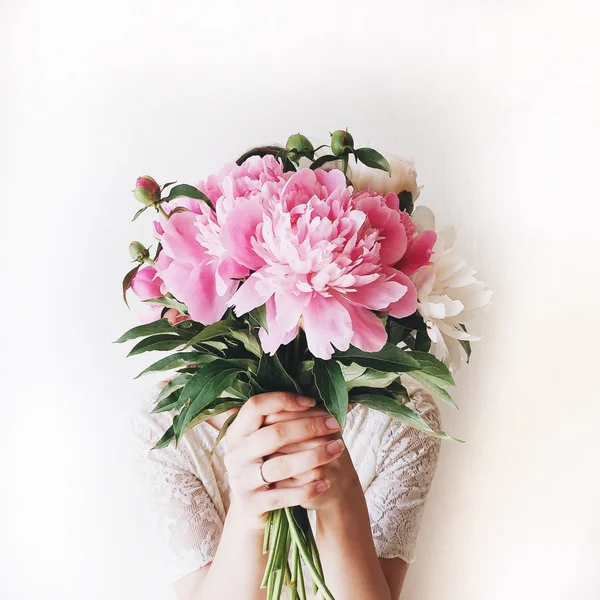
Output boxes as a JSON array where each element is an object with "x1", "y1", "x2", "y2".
[{"x1": 223, "y1": 392, "x2": 357, "y2": 530}]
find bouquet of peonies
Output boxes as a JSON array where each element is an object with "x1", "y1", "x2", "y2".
[{"x1": 116, "y1": 130, "x2": 491, "y2": 600}]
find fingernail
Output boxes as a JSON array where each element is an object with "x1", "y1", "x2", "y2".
[
  {"x1": 325, "y1": 417, "x2": 340, "y2": 429},
  {"x1": 297, "y1": 396, "x2": 316, "y2": 407},
  {"x1": 315, "y1": 479, "x2": 331, "y2": 493},
  {"x1": 326, "y1": 439, "x2": 344, "y2": 454}
]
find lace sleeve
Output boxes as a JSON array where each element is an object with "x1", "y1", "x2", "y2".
[
  {"x1": 131, "y1": 393, "x2": 224, "y2": 581},
  {"x1": 365, "y1": 386, "x2": 442, "y2": 563}
]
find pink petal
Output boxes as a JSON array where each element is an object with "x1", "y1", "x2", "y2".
[
  {"x1": 182, "y1": 261, "x2": 235, "y2": 324},
  {"x1": 160, "y1": 212, "x2": 206, "y2": 265},
  {"x1": 338, "y1": 299, "x2": 387, "y2": 352},
  {"x1": 397, "y1": 230, "x2": 437, "y2": 276},
  {"x1": 258, "y1": 297, "x2": 300, "y2": 355},
  {"x1": 137, "y1": 303, "x2": 164, "y2": 324},
  {"x1": 301, "y1": 293, "x2": 353, "y2": 359},
  {"x1": 229, "y1": 272, "x2": 270, "y2": 316},
  {"x1": 131, "y1": 266, "x2": 163, "y2": 301},
  {"x1": 221, "y1": 199, "x2": 266, "y2": 270},
  {"x1": 215, "y1": 256, "x2": 250, "y2": 296},
  {"x1": 347, "y1": 275, "x2": 407, "y2": 310},
  {"x1": 385, "y1": 270, "x2": 418, "y2": 318}
]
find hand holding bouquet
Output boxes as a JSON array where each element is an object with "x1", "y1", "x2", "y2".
[{"x1": 116, "y1": 129, "x2": 491, "y2": 599}]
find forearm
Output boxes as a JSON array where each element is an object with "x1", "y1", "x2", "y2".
[
  {"x1": 195, "y1": 500, "x2": 268, "y2": 600},
  {"x1": 316, "y1": 459, "x2": 391, "y2": 600}
]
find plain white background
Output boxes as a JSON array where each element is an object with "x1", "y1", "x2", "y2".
[{"x1": 2, "y1": 1, "x2": 599, "y2": 599}]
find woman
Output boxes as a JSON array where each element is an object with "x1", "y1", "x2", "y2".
[{"x1": 133, "y1": 377, "x2": 441, "y2": 600}]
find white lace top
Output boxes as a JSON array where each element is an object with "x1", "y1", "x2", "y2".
[{"x1": 132, "y1": 377, "x2": 441, "y2": 598}]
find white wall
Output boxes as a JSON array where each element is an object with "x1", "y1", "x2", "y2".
[{"x1": 2, "y1": 1, "x2": 599, "y2": 599}]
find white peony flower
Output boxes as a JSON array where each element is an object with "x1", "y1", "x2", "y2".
[
  {"x1": 410, "y1": 207, "x2": 492, "y2": 372},
  {"x1": 347, "y1": 151, "x2": 421, "y2": 200}
]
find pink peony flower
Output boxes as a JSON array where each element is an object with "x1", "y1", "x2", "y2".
[
  {"x1": 227, "y1": 167, "x2": 420, "y2": 359},
  {"x1": 152, "y1": 156, "x2": 289, "y2": 324},
  {"x1": 131, "y1": 266, "x2": 164, "y2": 301},
  {"x1": 395, "y1": 210, "x2": 437, "y2": 276},
  {"x1": 130, "y1": 266, "x2": 165, "y2": 324}
]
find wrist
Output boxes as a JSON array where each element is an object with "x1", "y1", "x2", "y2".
[{"x1": 227, "y1": 498, "x2": 267, "y2": 532}]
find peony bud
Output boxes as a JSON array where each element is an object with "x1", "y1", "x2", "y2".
[
  {"x1": 133, "y1": 176, "x2": 160, "y2": 206},
  {"x1": 285, "y1": 133, "x2": 315, "y2": 162},
  {"x1": 330, "y1": 130, "x2": 354, "y2": 156},
  {"x1": 129, "y1": 241, "x2": 150, "y2": 263}
]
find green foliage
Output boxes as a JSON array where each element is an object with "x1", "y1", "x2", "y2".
[
  {"x1": 126, "y1": 334, "x2": 186, "y2": 357},
  {"x1": 114, "y1": 319, "x2": 179, "y2": 343},
  {"x1": 183, "y1": 320, "x2": 244, "y2": 348},
  {"x1": 334, "y1": 343, "x2": 420, "y2": 373},
  {"x1": 407, "y1": 351, "x2": 457, "y2": 408},
  {"x1": 121, "y1": 264, "x2": 140, "y2": 307},
  {"x1": 134, "y1": 352, "x2": 214, "y2": 378},
  {"x1": 312, "y1": 359, "x2": 348, "y2": 427},
  {"x1": 161, "y1": 184, "x2": 214, "y2": 210},
  {"x1": 354, "y1": 148, "x2": 391, "y2": 175},
  {"x1": 175, "y1": 359, "x2": 246, "y2": 442},
  {"x1": 351, "y1": 393, "x2": 459, "y2": 440},
  {"x1": 257, "y1": 352, "x2": 302, "y2": 394},
  {"x1": 248, "y1": 304, "x2": 269, "y2": 332}
]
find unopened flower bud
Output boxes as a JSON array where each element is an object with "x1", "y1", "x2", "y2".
[
  {"x1": 330, "y1": 130, "x2": 354, "y2": 156},
  {"x1": 285, "y1": 133, "x2": 315, "y2": 162},
  {"x1": 133, "y1": 176, "x2": 160, "y2": 206},
  {"x1": 129, "y1": 241, "x2": 150, "y2": 263}
]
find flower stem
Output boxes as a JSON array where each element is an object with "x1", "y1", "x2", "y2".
[
  {"x1": 284, "y1": 507, "x2": 334, "y2": 600},
  {"x1": 157, "y1": 202, "x2": 169, "y2": 220}
]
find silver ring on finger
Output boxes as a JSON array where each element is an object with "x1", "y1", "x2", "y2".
[{"x1": 258, "y1": 460, "x2": 272, "y2": 488}]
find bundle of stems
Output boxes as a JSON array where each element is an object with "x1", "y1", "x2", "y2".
[{"x1": 261, "y1": 506, "x2": 333, "y2": 600}]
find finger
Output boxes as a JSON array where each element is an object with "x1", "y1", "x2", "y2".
[
  {"x1": 275, "y1": 433, "x2": 340, "y2": 455},
  {"x1": 227, "y1": 392, "x2": 316, "y2": 440},
  {"x1": 247, "y1": 414, "x2": 341, "y2": 459},
  {"x1": 255, "y1": 479, "x2": 331, "y2": 513},
  {"x1": 261, "y1": 439, "x2": 345, "y2": 484},
  {"x1": 262, "y1": 407, "x2": 329, "y2": 427}
]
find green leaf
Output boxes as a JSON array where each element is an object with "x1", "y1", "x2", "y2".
[
  {"x1": 122, "y1": 264, "x2": 140, "y2": 307},
  {"x1": 152, "y1": 388, "x2": 187, "y2": 414},
  {"x1": 351, "y1": 393, "x2": 459, "y2": 440},
  {"x1": 114, "y1": 319, "x2": 177, "y2": 343},
  {"x1": 312, "y1": 359, "x2": 348, "y2": 427},
  {"x1": 407, "y1": 351, "x2": 457, "y2": 408},
  {"x1": 344, "y1": 368, "x2": 399, "y2": 391},
  {"x1": 230, "y1": 329, "x2": 263, "y2": 357},
  {"x1": 354, "y1": 148, "x2": 391, "y2": 175},
  {"x1": 387, "y1": 321, "x2": 406, "y2": 345},
  {"x1": 181, "y1": 399, "x2": 244, "y2": 439},
  {"x1": 334, "y1": 344, "x2": 419, "y2": 373},
  {"x1": 410, "y1": 351, "x2": 455, "y2": 385},
  {"x1": 209, "y1": 411, "x2": 238, "y2": 458},
  {"x1": 398, "y1": 190, "x2": 414, "y2": 214},
  {"x1": 152, "y1": 374, "x2": 192, "y2": 413},
  {"x1": 222, "y1": 378, "x2": 253, "y2": 400},
  {"x1": 161, "y1": 184, "x2": 215, "y2": 210},
  {"x1": 415, "y1": 329, "x2": 432, "y2": 352},
  {"x1": 153, "y1": 423, "x2": 176, "y2": 449},
  {"x1": 143, "y1": 295, "x2": 188, "y2": 314},
  {"x1": 183, "y1": 320, "x2": 243, "y2": 348},
  {"x1": 256, "y1": 352, "x2": 302, "y2": 394},
  {"x1": 458, "y1": 324, "x2": 472, "y2": 363},
  {"x1": 134, "y1": 352, "x2": 214, "y2": 378},
  {"x1": 126, "y1": 334, "x2": 186, "y2": 357},
  {"x1": 132, "y1": 206, "x2": 148, "y2": 221},
  {"x1": 176, "y1": 360, "x2": 245, "y2": 440},
  {"x1": 310, "y1": 154, "x2": 338, "y2": 170},
  {"x1": 248, "y1": 304, "x2": 268, "y2": 332},
  {"x1": 391, "y1": 312, "x2": 427, "y2": 331}
]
